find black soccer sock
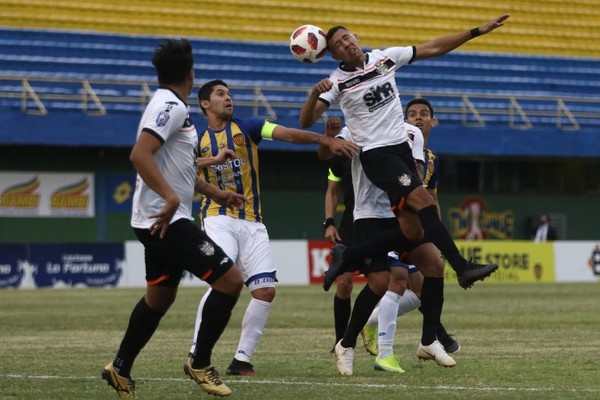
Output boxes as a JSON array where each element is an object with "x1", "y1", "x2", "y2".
[
  {"x1": 192, "y1": 289, "x2": 239, "y2": 369},
  {"x1": 115, "y1": 297, "x2": 166, "y2": 377},
  {"x1": 418, "y1": 304, "x2": 451, "y2": 341},
  {"x1": 341, "y1": 285, "x2": 382, "y2": 349},
  {"x1": 334, "y1": 295, "x2": 352, "y2": 343},
  {"x1": 418, "y1": 205, "x2": 467, "y2": 275},
  {"x1": 343, "y1": 225, "x2": 407, "y2": 265},
  {"x1": 419, "y1": 277, "x2": 444, "y2": 346}
]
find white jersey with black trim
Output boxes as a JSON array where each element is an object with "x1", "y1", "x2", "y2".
[
  {"x1": 320, "y1": 47, "x2": 415, "y2": 151},
  {"x1": 338, "y1": 123, "x2": 424, "y2": 221},
  {"x1": 131, "y1": 87, "x2": 198, "y2": 229}
]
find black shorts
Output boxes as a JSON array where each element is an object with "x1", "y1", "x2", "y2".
[
  {"x1": 134, "y1": 218, "x2": 234, "y2": 287},
  {"x1": 360, "y1": 142, "x2": 422, "y2": 210},
  {"x1": 353, "y1": 217, "x2": 398, "y2": 275},
  {"x1": 338, "y1": 210, "x2": 354, "y2": 246}
]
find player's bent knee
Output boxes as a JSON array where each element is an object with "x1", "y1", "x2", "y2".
[{"x1": 251, "y1": 286, "x2": 276, "y2": 302}]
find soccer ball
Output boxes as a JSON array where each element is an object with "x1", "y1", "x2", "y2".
[{"x1": 289, "y1": 25, "x2": 327, "y2": 64}]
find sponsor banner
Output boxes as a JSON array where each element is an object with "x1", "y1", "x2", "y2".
[
  {"x1": 106, "y1": 174, "x2": 135, "y2": 212},
  {"x1": 123, "y1": 240, "x2": 310, "y2": 287},
  {"x1": 554, "y1": 241, "x2": 600, "y2": 283},
  {"x1": 0, "y1": 244, "x2": 29, "y2": 288},
  {"x1": 308, "y1": 239, "x2": 367, "y2": 285},
  {"x1": 0, "y1": 172, "x2": 94, "y2": 217},
  {"x1": 445, "y1": 240, "x2": 555, "y2": 283},
  {"x1": 0, "y1": 243, "x2": 124, "y2": 288}
]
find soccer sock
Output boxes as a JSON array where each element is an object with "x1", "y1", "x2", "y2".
[
  {"x1": 419, "y1": 277, "x2": 444, "y2": 346},
  {"x1": 418, "y1": 303, "x2": 451, "y2": 341},
  {"x1": 366, "y1": 306, "x2": 379, "y2": 328},
  {"x1": 417, "y1": 205, "x2": 467, "y2": 274},
  {"x1": 341, "y1": 285, "x2": 382, "y2": 349},
  {"x1": 192, "y1": 289, "x2": 238, "y2": 369},
  {"x1": 396, "y1": 289, "x2": 421, "y2": 317},
  {"x1": 343, "y1": 225, "x2": 407, "y2": 266},
  {"x1": 189, "y1": 288, "x2": 211, "y2": 355},
  {"x1": 234, "y1": 298, "x2": 272, "y2": 363},
  {"x1": 377, "y1": 291, "x2": 401, "y2": 358},
  {"x1": 334, "y1": 295, "x2": 352, "y2": 343},
  {"x1": 437, "y1": 320, "x2": 452, "y2": 342},
  {"x1": 114, "y1": 297, "x2": 165, "y2": 377}
]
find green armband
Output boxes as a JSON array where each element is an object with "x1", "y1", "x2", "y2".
[
  {"x1": 327, "y1": 168, "x2": 342, "y2": 182},
  {"x1": 261, "y1": 121, "x2": 278, "y2": 140}
]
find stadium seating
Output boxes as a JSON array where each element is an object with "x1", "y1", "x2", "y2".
[
  {"x1": 1, "y1": 1, "x2": 599, "y2": 154},
  {"x1": 1, "y1": 0, "x2": 599, "y2": 57}
]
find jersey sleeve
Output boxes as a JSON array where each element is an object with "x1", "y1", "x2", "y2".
[
  {"x1": 319, "y1": 77, "x2": 338, "y2": 107},
  {"x1": 141, "y1": 100, "x2": 187, "y2": 143},
  {"x1": 384, "y1": 46, "x2": 416, "y2": 68},
  {"x1": 234, "y1": 117, "x2": 269, "y2": 144}
]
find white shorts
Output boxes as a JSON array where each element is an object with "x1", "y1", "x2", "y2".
[
  {"x1": 387, "y1": 251, "x2": 418, "y2": 273},
  {"x1": 203, "y1": 215, "x2": 277, "y2": 290}
]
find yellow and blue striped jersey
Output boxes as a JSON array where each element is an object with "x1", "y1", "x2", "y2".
[{"x1": 198, "y1": 117, "x2": 276, "y2": 222}]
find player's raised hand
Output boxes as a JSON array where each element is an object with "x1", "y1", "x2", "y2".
[
  {"x1": 479, "y1": 14, "x2": 510, "y2": 35},
  {"x1": 312, "y1": 78, "x2": 334, "y2": 95}
]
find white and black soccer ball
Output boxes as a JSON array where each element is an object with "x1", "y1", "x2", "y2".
[{"x1": 289, "y1": 25, "x2": 327, "y2": 64}]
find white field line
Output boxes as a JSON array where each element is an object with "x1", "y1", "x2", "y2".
[{"x1": 3, "y1": 374, "x2": 600, "y2": 394}]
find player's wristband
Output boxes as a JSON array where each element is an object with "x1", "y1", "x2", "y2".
[
  {"x1": 323, "y1": 218, "x2": 336, "y2": 229},
  {"x1": 470, "y1": 27, "x2": 480, "y2": 38}
]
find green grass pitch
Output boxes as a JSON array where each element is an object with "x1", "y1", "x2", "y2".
[{"x1": 1, "y1": 283, "x2": 599, "y2": 399}]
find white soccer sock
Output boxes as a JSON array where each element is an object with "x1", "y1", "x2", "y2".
[
  {"x1": 189, "y1": 287, "x2": 211, "y2": 355},
  {"x1": 377, "y1": 291, "x2": 402, "y2": 358},
  {"x1": 234, "y1": 298, "x2": 271, "y2": 363},
  {"x1": 396, "y1": 289, "x2": 421, "y2": 317},
  {"x1": 366, "y1": 305, "x2": 380, "y2": 328}
]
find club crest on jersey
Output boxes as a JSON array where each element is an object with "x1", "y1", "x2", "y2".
[
  {"x1": 232, "y1": 133, "x2": 245, "y2": 146},
  {"x1": 376, "y1": 61, "x2": 389, "y2": 75},
  {"x1": 198, "y1": 240, "x2": 215, "y2": 256},
  {"x1": 398, "y1": 173, "x2": 412, "y2": 186},
  {"x1": 156, "y1": 111, "x2": 170, "y2": 127}
]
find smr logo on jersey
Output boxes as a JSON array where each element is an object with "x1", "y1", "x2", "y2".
[{"x1": 363, "y1": 82, "x2": 395, "y2": 112}]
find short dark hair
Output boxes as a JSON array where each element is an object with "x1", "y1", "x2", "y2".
[
  {"x1": 405, "y1": 98, "x2": 435, "y2": 117},
  {"x1": 197, "y1": 79, "x2": 229, "y2": 115},
  {"x1": 326, "y1": 26, "x2": 348, "y2": 51},
  {"x1": 151, "y1": 39, "x2": 194, "y2": 85}
]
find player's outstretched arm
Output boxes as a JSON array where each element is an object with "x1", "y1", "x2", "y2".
[
  {"x1": 414, "y1": 14, "x2": 509, "y2": 61},
  {"x1": 271, "y1": 125, "x2": 357, "y2": 158}
]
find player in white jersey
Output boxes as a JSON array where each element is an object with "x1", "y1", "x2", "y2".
[
  {"x1": 324, "y1": 122, "x2": 453, "y2": 374},
  {"x1": 301, "y1": 16, "x2": 509, "y2": 291},
  {"x1": 361, "y1": 99, "x2": 460, "y2": 372},
  {"x1": 102, "y1": 39, "x2": 247, "y2": 398}
]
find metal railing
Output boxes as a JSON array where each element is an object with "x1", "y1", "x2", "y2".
[{"x1": 1, "y1": 75, "x2": 599, "y2": 130}]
